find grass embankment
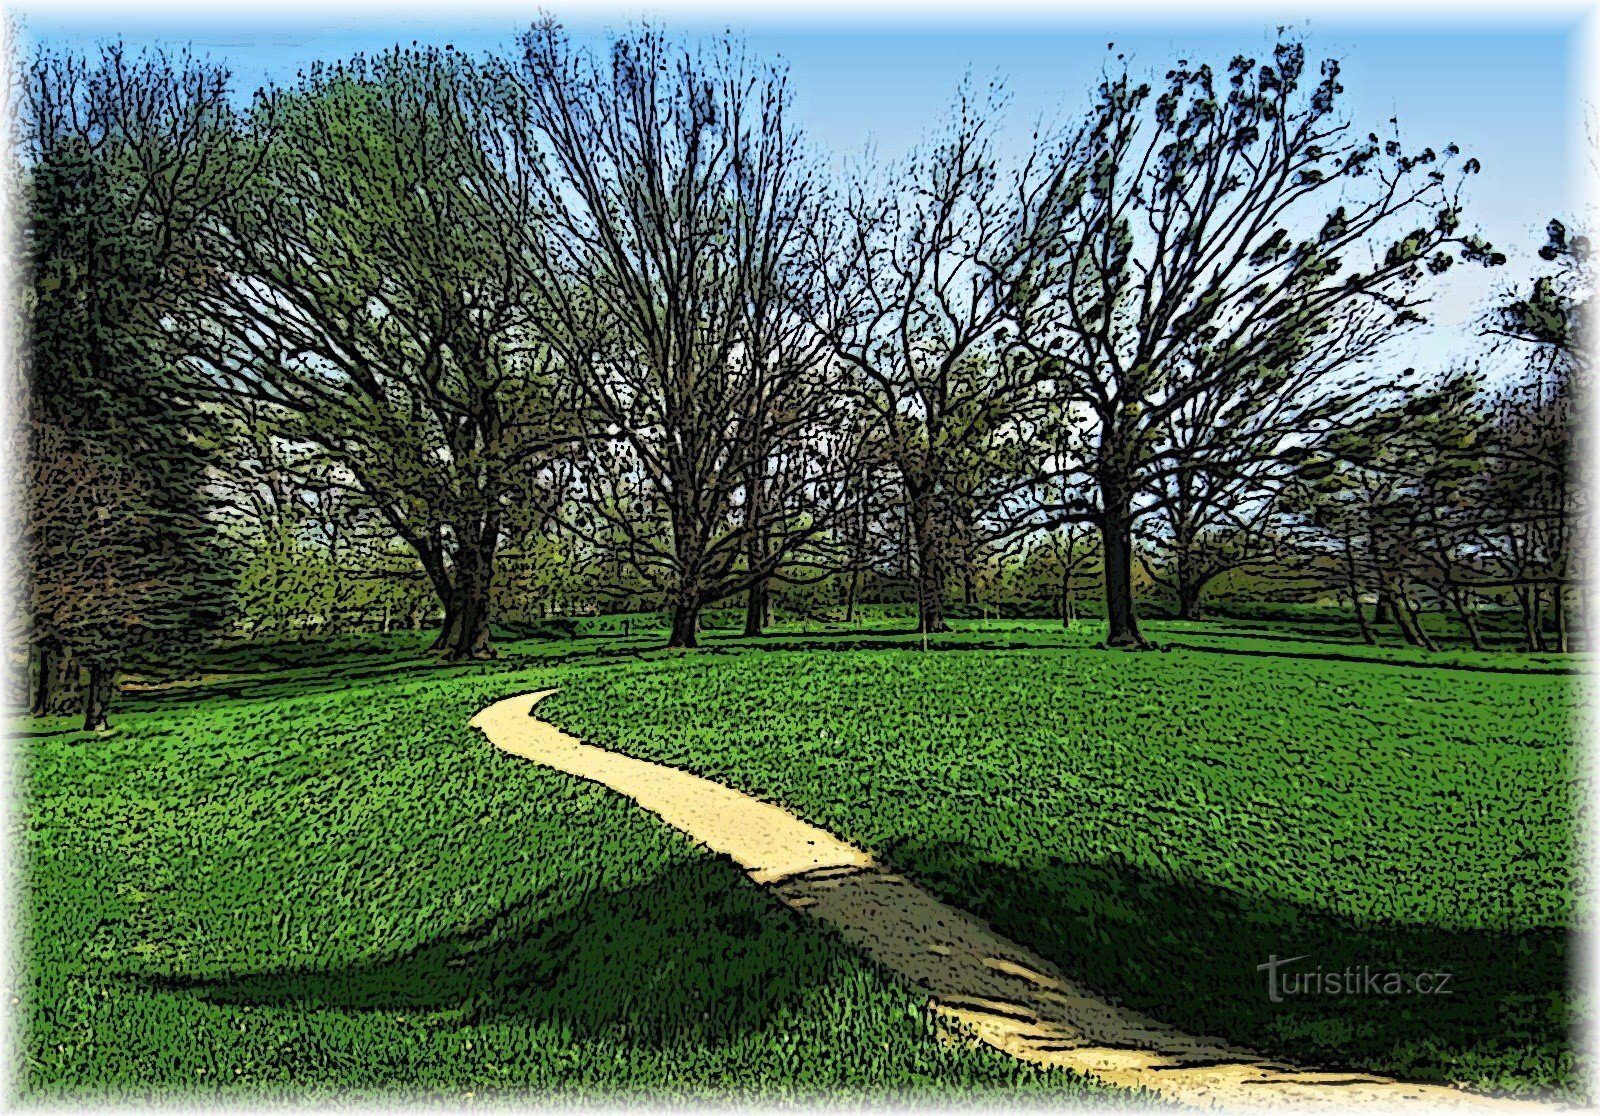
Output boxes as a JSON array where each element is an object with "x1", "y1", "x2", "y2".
[{"x1": 14, "y1": 615, "x2": 1581, "y2": 1100}]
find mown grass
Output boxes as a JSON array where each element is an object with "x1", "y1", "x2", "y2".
[
  {"x1": 542, "y1": 622, "x2": 1584, "y2": 1099},
  {"x1": 14, "y1": 615, "x2": 1582, "y2": 1101},
  {"x1": 15, "y1": 644, "x2": 1116, "y2": 1103}
]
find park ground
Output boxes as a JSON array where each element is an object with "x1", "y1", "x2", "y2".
[{"x1": 10, "y1": 609, "x2": 1584, "y2": 1103}]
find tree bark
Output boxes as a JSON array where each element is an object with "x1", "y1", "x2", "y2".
[
  {"x1": 1447, "y1": 588, "x2": 1487, "y2": 652},
  {"x1": 743, "y1": 580, "x2": 769, "y2": 638},
  {"x1": 668, "y1": 594, "x2": 701, "y2": 649},
  {"x1": 1059, "y1": 562, "x2": 1073, "y2": 629},
  {"x1": 429, "y1": 588, "x2": 461, "y2": 654},
  {"x1": 1175, "y1": 573, "x2": 1204, "y2": 622},
  {"x1": 1401, "y1": 592, "x2": 1437, "y2": 652},
  {"x1": 1343, "y1": 545, "x2": 1375, "y2": 645},
  {"x1": 1099, "y1": 478, "x2": 1147, "y2": 649},
  {"x1": 742, "y1": 467, "x2": 769, "y2": 638},
  {"x1": 1553, "y1": 582, "x2": 1569, "y2": 654},
  {"x1": 82, "y1": 662, "x2": 114, "y2": 732},
  {"x1": 34, "y1": 640, "x2": 83, "y2": 717},
  {"x1": 443, "y1": 529, "x2": 498, "y2": 661},
  {"x1": 1517, "y1": 584, "x2": 1545, "y2": 652}
]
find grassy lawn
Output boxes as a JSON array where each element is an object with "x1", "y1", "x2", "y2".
[
  {"x1": 13, "y1": 615, "x2": 1582, "y2": 1101},
  {"x1": 544, "y1": 619, "x2": 1582, "y2": 1099},
  {"x1": 15, "y1": 643, "x2": 1112, "y2": 1103}
]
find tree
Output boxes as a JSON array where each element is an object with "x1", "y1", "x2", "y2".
[
  {"x1": 808, "y1": 84, "x2": 1054, "y2": 634},
  {"x1": 192, "y1": 46, "x2": 570, "y2": 660},
  {"x1": 505, "y1": 22, "x2": 853, "y2": 648},
  {"x1": 1479, "y1": 218, "x2": 1586, "y2": 650},
  {"x1": 21, "y1": 44, "x2": 241, "y2": 728},
  {"x1": 1013, "y1": 40, "x2": 1503, "y2": 647},
  {"x1": 1282, "y1": 370, "x2": 1488, "y2": 650}
]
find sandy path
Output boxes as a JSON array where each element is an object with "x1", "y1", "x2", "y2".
[{"x1": 472, "y1": 691, "x2": 1558, "y2": 1111}]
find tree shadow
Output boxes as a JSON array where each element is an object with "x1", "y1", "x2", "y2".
[
  {"x1": 127, "y1": 855, "x2": 841, "y2": 1052},
  {"x1": 1162, "y1": 641, "x2": 1577, "y2": 677},
  {"x1": 114, "y1": 640, "x2": 667, "y2": 713},
  {"x1": 887, "y1": 840, "x2": 1579, "y2": 1097}
]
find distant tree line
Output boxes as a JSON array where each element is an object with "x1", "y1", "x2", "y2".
[{"x1": 14, "y1": 25, "x2": 1583, "y2": 727}]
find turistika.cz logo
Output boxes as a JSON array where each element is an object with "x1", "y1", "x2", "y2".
[{"x1": 1257, "y1": 954, "x2": 1454, "y2": 1003}]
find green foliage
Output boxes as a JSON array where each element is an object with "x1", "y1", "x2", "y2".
[{"x1": 22, "y1": 47, "x2": 241, "y2": 707}]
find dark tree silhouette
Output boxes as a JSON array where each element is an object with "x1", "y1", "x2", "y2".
[{"x1": 21, "y1": 45, "x2": 241, "y2": 728}]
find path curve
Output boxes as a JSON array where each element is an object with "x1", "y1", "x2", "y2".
[{"x1": 472, "y1": 691, "x2": 1559, "y2": 1111}]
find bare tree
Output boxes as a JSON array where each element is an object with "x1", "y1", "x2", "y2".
[
  {"x1": 808, "y1": 83, "x2": 1055, "y2": 634},
  {"x1": 505, "y1": 22, "x2": 852, "y2": 648}
]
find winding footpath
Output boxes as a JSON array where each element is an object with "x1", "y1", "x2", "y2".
[{"x1": 472, "y1": 691, "x2": 1559, "y2": 1111}]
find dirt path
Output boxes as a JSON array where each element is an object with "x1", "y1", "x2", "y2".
[{"x1": 472, "y1": 691, "x2": 1558, "y2": 1110}]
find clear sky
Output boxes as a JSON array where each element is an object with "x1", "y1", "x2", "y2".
[{"x1": 14, "y1": 5, "x2": 1588, "y2": 375}]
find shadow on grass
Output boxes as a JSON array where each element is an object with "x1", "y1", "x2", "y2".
[
  {"x1": 130, "y1": 856, "x2": 835, "y2": 1051},
  {"x1": 116, "y1": 640, "x2": 669, "y2": 714},
  {"x1": 1162, "y1": 641, "x2": 1577, "y2": 677},
  {"x1": 888, "y1": 840, "x2": 1578, "y2": 1098}
]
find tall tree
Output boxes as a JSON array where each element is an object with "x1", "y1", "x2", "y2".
[
  {"x1": 1479, "y1": 218, "x2": 1586, "y2": 650},
  {"x1": 1013, "y1": 41, "x2": 1502, "y2": 647},
  {"x1": 21, "y1": 45, "x2": 241, "y2": 728},
  {"x1": 191, "y1": 46, "x2": 570, "y2": 660},
  {"x1": 505, "y1": 22, "x2": 852, "y2": 648},
  {"x1": 808, "y1": 84, "x2": 1054, "y2": 634}
]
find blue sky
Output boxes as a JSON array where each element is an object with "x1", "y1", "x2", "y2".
[{"x1": 15, "y1": 7, "x2": 1587, "y2": 373}]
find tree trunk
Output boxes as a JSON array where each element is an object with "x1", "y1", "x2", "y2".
[
  {"x1": 743, "y1": 467, "x2": 769, "y2": 638},
  {"x1": 1401, "y1": 592, "x2": 1438, "y2": 652},
  {"x1": 743, "y1": 580, "x2": 768, "y2": 638},
  {"x1": 1386, "y1": 582, "x2": 1432, "y2": 651},
  {"x1": 909, "y1": 490, "x2": 950, "y2": 635},
  {"x1": 1098, "y1": 479, "x2": 1146, "y2": 649},
  {"x1": 30, "y1": 642, "x2": 49, "y2": 717},
  {"x1": 1059, "y1": 562, "x2": 1072, "y2": 629},
  {"x1": 1343, "y1": 546, "x2": 1375, "y2": 645},
  {"x1": 430, "y1": 589, "x2": 461, "y2": 654},
  {"x1": 916, "y1": 566, "x2": 947, "y2": 635},
  {"x1": 668, "y1": 595, "x2": 701, "y2": 649},
  {"x1": 444, "y1": 533, "x2": 498, "y2": 661},
  {"x1": 34, "y1": 640, "x2": 82, "y2": 717},
  {"x1": 1553, "y1": 582, "x2": 1569, "y2": 654},
  {"x1": 1448, "y1": 588, "x2": 1487, "y2": 652},
  {"x1": 1175, "y1": 574, "x2": 1204, "y2": 622},
  {"x1": 82, "y1": 663, "x2": 115, "y2": 732},
  {"x1": 1517, "y1": 584, "x2": 1545, "y2": 652},
  {"x1": 1373, "y1": 593, "x2": 1393, "y2": 627}
]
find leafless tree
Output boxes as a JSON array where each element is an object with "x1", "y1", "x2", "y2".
[
  {"x1": 807, "y1": 83, "x2": 1056, "y2": 634},
  {"x1": 503, "y1": 21, "x2": 854, "y2": 647}
]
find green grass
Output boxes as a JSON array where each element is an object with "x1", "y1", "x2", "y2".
[
  {"x1": 14, "y1": 615, "x2": 1582, "y2": 1101},
  {"x1": 16, "y1": 645, "x2": 1116, "y2": 1103},
  {"x1": 542, "y1": 621, "x2": 1583, "y2": 1099}
]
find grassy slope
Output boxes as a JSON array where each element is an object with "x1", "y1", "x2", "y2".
[
  {"x1": 542, "y1": 621, "x2": 1582, "y2": 1098},
  {"x1": 16, "y1": 647, "x2": 1110, "y2": 1103}
]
